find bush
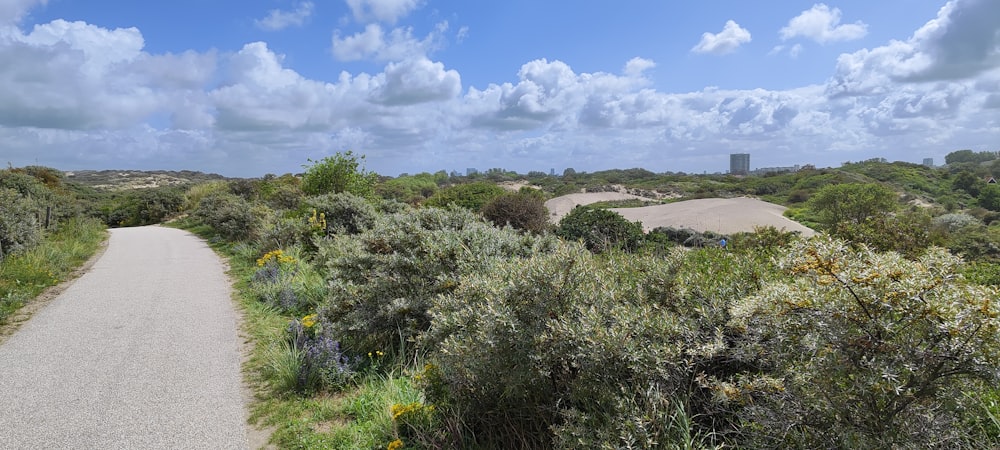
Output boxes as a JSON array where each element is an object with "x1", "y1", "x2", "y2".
[
  {"x1": 305, "y1": 192, "x2": 378, "y2": 235},
  {"x1": 481, "y1": 191, "x2": 550, "y2": 233},
  {"x1": 194, "y1": 192, "x2": 260, "y2": 241},
  {"x1": 423, "y1": 182, "x2": 506, "y2": 211},
  {"x1": 301, "y1": 151, "x2": 378, "y2": 197},
  {"x1": 0, "y1": 188, "x2": 41, "y2": 260},
  {"x1": 807, "y1": 183, "x2": 898, "y2": 229},
  {"x1": 556, "y1": 207, "x2": 643, "y2": 253},
  {"x1": 314, "y1": 206, "x2": 560, "y2": 362},
  {"x1": 731, "y1": 237, "x2": 1000, "y2": 448}
]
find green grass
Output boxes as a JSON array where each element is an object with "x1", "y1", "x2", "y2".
[{"x1": 0, "y1": 217, "x2": 106, "y2": 324}]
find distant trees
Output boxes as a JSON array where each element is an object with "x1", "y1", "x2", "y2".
[
  {"x1": 807, "y1": 183, "x2": 898, "y2": 228},
  {"x1": 424, "y1": 182, "x2": 506, "y2": 211},
  {"x1": 945, "y1": 149, "x2": 998, "y2": 165}
]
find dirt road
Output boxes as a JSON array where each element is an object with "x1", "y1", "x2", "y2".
[{"x1": 0, "y1": 226, "x2": 248, "y2": 449}]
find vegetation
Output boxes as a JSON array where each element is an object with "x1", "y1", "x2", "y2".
[{"x1": 12, "y1": 150, "x2": 1000, "y2": 448}]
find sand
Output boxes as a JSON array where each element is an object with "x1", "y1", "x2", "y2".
[{"x1": 546, "y1": 193, "x2": 815, "y2": 237}]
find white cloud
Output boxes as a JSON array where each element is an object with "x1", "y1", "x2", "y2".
[
  {"x1": 370, "y1": 57, "x2": 461, "y2": 105},
  {"x1": 692, "y1": 20, "x2": 751, "y2": 55},
  {"x1": 623, "y1": 57, "x2": 655, "y2": 78},
  {"x1": 255, "y1": 2, "x2": 314, "y2": 31},
  {"x1": 332, "y1": 22, "x2": 445, "y2": 61},
  {"x1": 780, "y1": 3, "x2": 868, "y2": 44},
  {"x1": 344, "y1": 0, "x2": 421, "y2": 24},
  {"x1": 0, "y1": 0, "x2": 46, "y2": 24}
]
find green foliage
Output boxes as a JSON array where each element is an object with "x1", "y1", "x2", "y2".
[
  {"x1": 305, "y1": 192, "x2": 379, "y2": 235},
  {"x1": 314, "y1": 206, "x2": 560, "y2": 360},
  {"x1": 946, "y1": 149, "x2": 998, "y2": 165},
  {"x1": 731, "y1": 237, "x2": 1000, "y2": 448},
  {"x1": 99, "y1": 187, "x2": 185, "y2": 227},
  {"x1": 807, "y1": 182, "x2": 898, "y2": 228},
  {"x1": 481, "y1": 191, "x2": 550, "y2": 233},
  {"x1": 0, "y1": 188, "x2": 41, "y2": 260},
  {"x1": 556, "y1": 207, "x2": 643, "y2": 253},
  {"x1": 979, "y1": 184, "x2": 1000, "y2": 211},
  {"x1": 376, "y1": 173, "x2": 439, "y2": 204},
  {"x1": 832, "y1": 210, "x2": 939, "y2": 258},
  {"x1": 423, "y1": 181, "x2": 506, "y2": 211},
  {"x1": 954, "y1": 171, "x2": 983, "y2": 197},
  {"x1": 194, "y1": 192, "x2": 261, "y2": 241},
  {"x1": 301, "y1": 151, "x2": 378, "y2": 197}
]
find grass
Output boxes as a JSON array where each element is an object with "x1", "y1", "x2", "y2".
[{"x1": 0, "y1": 217, "x2": 106, "y2": 324}]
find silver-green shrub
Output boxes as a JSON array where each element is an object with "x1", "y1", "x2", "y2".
[
  {"x1": 315, "y1": 206, "x2": 559, "y2": 360},
  {"x1": 730, "y1": 236, "x2": 1000, "y2": 448},
  {"x1": 305, "y1": 192, "x2": 379, "y2": 235},
  {"x1": 194, "y1": 192, "x2": 261, "y2": 241},
  {"x1": 0, "y1": 188, "x2": 41, "y2": 260},
  {"x1": 423, "y1": 243, "x2": 773, "y2": 448}
]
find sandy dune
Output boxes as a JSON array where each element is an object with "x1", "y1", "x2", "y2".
[{"x1": 546, "y1": 193, "x2": 815, "y2": 237}]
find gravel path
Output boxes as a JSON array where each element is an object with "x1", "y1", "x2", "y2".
[{"x1": 0, "y1": 226, "x2": 249, "y2": 449}]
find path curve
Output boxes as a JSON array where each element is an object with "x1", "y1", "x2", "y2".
[{"x1": 0, "y1": 226, "x2": 249, "y2": 449}]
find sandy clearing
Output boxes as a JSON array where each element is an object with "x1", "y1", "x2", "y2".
[
  {"x1": 610, "y1": 197, "x2": 816, "y2": 236},
  {"x1": 545, "y1": 193, "x2": 815, "y2": 236},
  {"x1": 544, "y1": 192, "x2": 648, "y2": 222}
]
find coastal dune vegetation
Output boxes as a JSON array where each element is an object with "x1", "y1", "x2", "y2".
[{"x1": 4, "y1": 149, "x2": 1000, "y2": 448}]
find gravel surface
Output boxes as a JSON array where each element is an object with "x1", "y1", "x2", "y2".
[{"x1": 0, "y1": 226, "x2": 249, "y2": 449}]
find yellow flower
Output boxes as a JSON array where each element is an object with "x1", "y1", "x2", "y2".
[
  {"x1": 387, "y1": 439, "x2": 404, "y2": 450},
  {"x1": 301, "y1": 314, "x2": 318, "y2": 328}
]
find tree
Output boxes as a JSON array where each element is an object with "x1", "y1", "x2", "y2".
[
  {"x1": 807, "y1": 183, "x2": 897, "y2": 228},
  {"x1": 301, "y1": 151, "x2": 378, "y2": 197},
  {"x1": 953, "y1": 170, "x2": 982, "y2": 197},
  {"x1": 978, "y1": 183, "x2": 1000, "y2": 211},
  {"x1": 423, "y1": 182, "x2": 506, "y2": 211}
]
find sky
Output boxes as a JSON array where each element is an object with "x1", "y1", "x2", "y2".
[{"x1": 1, "y1": 0, "x2": 999, "y2": 177}]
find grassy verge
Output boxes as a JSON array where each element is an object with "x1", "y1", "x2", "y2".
[
  {"x1": 0, "y1": 217, "x2": 107, "y2": 324},
  {"x1": 171, "y1": 218, "x2": 418, "y2": 449}
]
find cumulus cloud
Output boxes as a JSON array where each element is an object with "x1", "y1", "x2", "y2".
[
  {"x1": 344, "y1": 0, "x2": 421, "y2": 24},
  {"x1": 623, "y1": 57, "x2": 655, "y2": 78},
  {"x1": 255, "y1": 1, "x2": 314, "y2": 31},
  {"x1": 780, "y1": 4, "x2": 868, "y2": 43},
  {"x1": 828, "y1": 0, "x2": 1000, "y2": 97},
  {"x1": 370, "y1": 57, "x2": 461, "y2": 105},
  {"x1": 331, "y1": 22, "x2": 445, "y2": 61},
  {"x1": 692, "y1": 20, "x2": 751, "y2": 55}
]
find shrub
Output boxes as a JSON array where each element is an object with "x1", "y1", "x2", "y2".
[
  {"x1": 314, "y1": 206, "x2": 560, "y2": 361},
  {"x1": 979, "y1": 184, "x2": 1000, "y2": 212},
  {"x1": 556, "y1": 207, "x2": 643, "y2": 253},
  {"x1": 194, "y1": 192, "x2": 260, "y2": 241},
  {"x1": 423, "y1": 182, "x2": 506, "y2": 211},
  {"x1": 807, "y1": 183, "x2": 898, "y2": 229},
  {"x1": 481, "y1": 191, "x2": 549, "y2": 233},
  {"x1": 305, "y1": 192, "x2": 378, "y2": 235},
  {"x1": 301, "y1": 151, "x2": 378, "y2": 197},
  {"x1": 0, "y1": 188, "x2": 41, "y2": 260},
  {"x1": 731, "y1": 237, "x2": 1000, "y2": 448}
]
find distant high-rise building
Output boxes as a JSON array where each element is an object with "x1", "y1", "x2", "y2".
[
  {"x1": 466, "y1": 168, "x2": 479, "y2": 176},
  {"x1": 550, "y1": 168, "x2": 555, "y2": 176},
  {"x1": 923, "y1": 158, "x2": 934, "y2": 167},
  {"x1": 730, "y1": 153, "x2": 750, "y2": 175}
]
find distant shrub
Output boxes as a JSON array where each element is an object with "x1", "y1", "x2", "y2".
[
  {"x1": 194, "y1": 192, "x2": 260, "y2": 241},
  {"x1": 556, "y1": 207, "x2": 643, "y2": 253},
  {"x1": 481, "y1": 191, "x2": 550, "y2": 233},
  {"x1": 932, "y1": 212, "x2": 980, "y2": 232},
  {"x1": 301, "y1": 151, "x2": 378, "y2": 197},
  {"x1": 423, "y1": 182, "x2": 506, "y2": 211},
  {"x1": 100, "y1": 187, "x2": 185, "y2": 227},
  {"x1": 807, "y1": 183, "x2": 898, "y2": 229},
  {"x1": 979, "y1": 184, "x2": 1000, "y2": 212},
  {"x1": 0, "y1": 188, "x2": 41, "y2": 260}
]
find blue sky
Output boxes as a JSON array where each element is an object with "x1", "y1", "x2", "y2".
[{"x1": 1, "y1": 0, "x2": 998, "y2": 176}]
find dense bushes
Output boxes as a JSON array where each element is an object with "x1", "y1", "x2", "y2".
[
  {"x1": 301, "y1": 151, "x2": 378, "y2": 197},
  {"x1": 731, "y1": 237, "x2": 1000, "y2": 448},
  {"x1": 423, "y1": 182, "x2": 506, "y2": 211},
  {"x1": 194, "y1": 193, "x2": 261, "y2": 241},
  {"x1": 556, "y1": 207, "x2": 643, "y2": 252},
  {"x1": 314, "y1": 206, "x2": 560, "y2": 360}
]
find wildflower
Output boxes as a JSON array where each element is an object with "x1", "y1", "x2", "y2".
[
  {"x1": 301, "y1": 314, "x2": 318, "y2": 328},
  {"x1": 256, "y1": 249, "x2": 296, "y2": 267},
  {"x1": 387, "y1": 439, "x2": 404, "y2": 450}
]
